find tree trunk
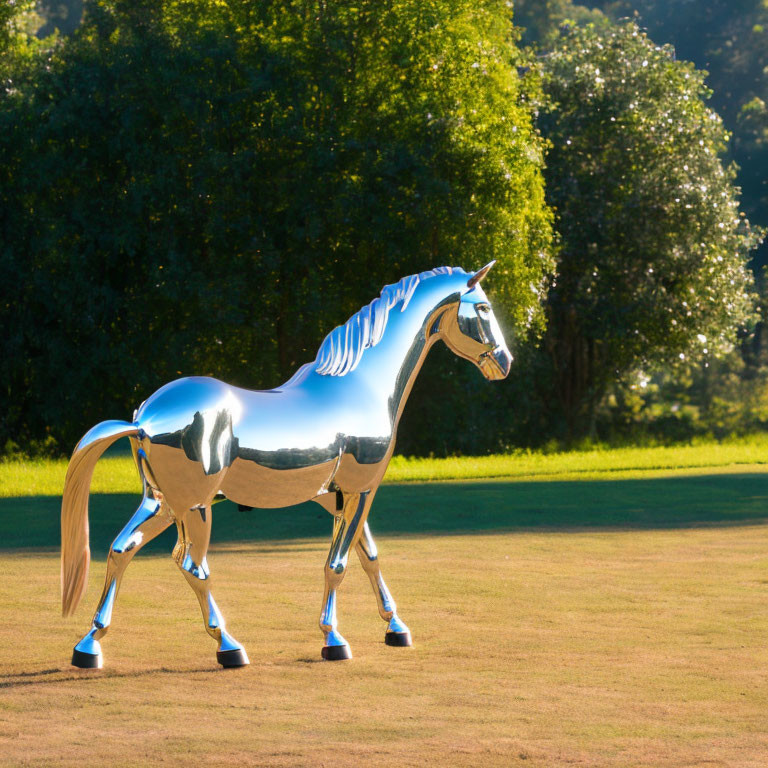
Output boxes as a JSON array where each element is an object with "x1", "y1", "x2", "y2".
[{"x1": 547, "y1": 304, "x2": 603, "y2": 443}]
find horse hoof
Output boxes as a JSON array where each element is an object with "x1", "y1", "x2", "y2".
[
  {"x1": 385, "y1": 630, "x2": 412, "y2": 647},
  {"x1": 217, "y1": 648, "x2": 250, "y2": 668},
  {"x1": 72, "y1": 648, "x2": 103, "y2": 669},
  {"x1": 321, "y1": 644, "x2": 352, "y2": 661}
]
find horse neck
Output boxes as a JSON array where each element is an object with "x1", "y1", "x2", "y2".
[{"x1": 350, "y1": 282, "x2": 459, "y2": 428}]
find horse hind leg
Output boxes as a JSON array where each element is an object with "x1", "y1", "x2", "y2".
[
  {"x1": 71, "y1": 494, "x2": 173, "y2": 669},
  {"x1": 355, "y1": 522, "x2": 412, "y2": 647},
  {"x1": 172, "y1": 506, "x2": 248, "y2": 668}
]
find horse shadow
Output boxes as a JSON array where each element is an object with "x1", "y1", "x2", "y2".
[{"x1": 3, "y1": 472, "x2": 768, "y2": 556}]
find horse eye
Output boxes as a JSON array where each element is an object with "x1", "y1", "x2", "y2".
[{"x1": 477, "y1": 303, "x2": 491, "y2": 315}]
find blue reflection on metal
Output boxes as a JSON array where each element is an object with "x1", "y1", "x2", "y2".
[{"x1": 62, "y1": 263, "x2": 511, "y2": 668}]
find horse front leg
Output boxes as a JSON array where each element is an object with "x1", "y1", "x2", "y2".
[
  {"x1": 172, "y1": 505, "x2": 249, "y2": 668},
  {"x1": 319, "y1": 490, "x2": 371, "y2": 660},
  {"x1": 355, "y1": 522, "x2": 412, "y2": 647},
  {"x1": 71, "y1": 494, "x2": 173, "y2": 669}
]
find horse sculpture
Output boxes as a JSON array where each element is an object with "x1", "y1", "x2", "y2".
[{"x1": 61, "y1": 262, "x2": 512, "y2": 668}]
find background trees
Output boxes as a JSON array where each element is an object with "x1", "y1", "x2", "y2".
[
  {"x1": 595, "y1": 0, "x2": 768, "y2": 268},
  {"x1": 0, "y1": 0, "x2": 552, "y2": 455},
  {"x1": 513, "y1": 0, "x2": 608, "y2": 48},
  {"x1": 516, "y1": 1, "x2": 768, "y2": 265},
  {"x1": 1, "y1": 1, "x2": 45, "y2": 79},
  {"x1": 510, "y1": 1, "x2": 768, "y2": 441},
  {"x1": 2, "y1": 1, "x2": 764, "y2": 455},
  {"x1": 535, "y1": 23, "x2": 759, "y2": 438}
]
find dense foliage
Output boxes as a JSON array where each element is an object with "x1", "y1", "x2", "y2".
[
  {"x1": 594, "y1": 1, "x2": 768, "y2": 265},
  {"x1": 513, "y1": 0, "x2": 608, "y2": 47},
  {"x1": 517, "y1": 1, "x2": 768, "y2": 249},
  {"x1": 3, "y1": 0, "x2": 764, "y2": 455},
  {"x1": 534, "y1": 23, "x2": 759, "y2": 437},
  {"x1": 1, "y1": 1, "x2": 45, "y2": 79},
  {"x1": 0, "y1": 0, "x2": 552, "y2": 455},
  {"x1": 509, "y1": 1, "x2": 768, "y2": 441}
]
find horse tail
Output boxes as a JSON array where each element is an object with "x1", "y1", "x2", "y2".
[{"x1": 61, "y1": 420, "x2": 139, "y2": 617}]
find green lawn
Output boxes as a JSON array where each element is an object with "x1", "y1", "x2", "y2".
[
  {"x1": 1, "y1": 445, "x2": 768, "y2": 767},
  {"x1": 4, "y1": 435, "x2": 768, "y2": 497}
]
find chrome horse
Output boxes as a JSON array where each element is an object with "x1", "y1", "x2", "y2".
[{"x1": 61, "y1": 263, "x2": 511, "y2": 668}]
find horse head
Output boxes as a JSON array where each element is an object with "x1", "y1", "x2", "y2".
[{"x1": 441, "y1": 261, "x2": 512, "y2": 381}]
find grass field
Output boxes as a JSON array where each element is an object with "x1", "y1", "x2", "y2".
[
  {"x1": 5, "y1": 434, "x2": 768, "y2": 497},
  {"x1": 2, "y1": 446, "x2": 768, "y2": 766}
]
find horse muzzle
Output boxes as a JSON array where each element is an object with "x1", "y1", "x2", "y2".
[{"x1": 478, "y1": 345, "x2": 512, "y2": 381}]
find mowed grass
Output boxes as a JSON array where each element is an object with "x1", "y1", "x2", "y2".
[
  {"x1": 2, "y1": 448, "x2": 768, "y2": 765},
  {"x1": 5, "y1": 434, "x2": 768, "y2": 497}
]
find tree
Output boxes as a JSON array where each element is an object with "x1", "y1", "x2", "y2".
[
  {"x1": 513, "y1": 0, "x2": 608, "y2": 49},
  {"x1": 536, "y1": 22, "x2": 760, "y2": 438},
  {"x1": 591, "y1": 0, "x2": 768, "y2": 266},
  {"x1": 0, "y1": 1, "x2": 45, "y2": 81},
  {"x1": 0, "y1": 0, "x2": 552, "y2": 455}
]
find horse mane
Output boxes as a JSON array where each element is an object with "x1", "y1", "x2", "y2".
[{"x1": 315, "y1": 266, "x2": 458, "y2": 376}]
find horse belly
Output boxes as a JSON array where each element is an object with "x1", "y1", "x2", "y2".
[
  {"x1": 139, "y1": 441, "x2": 227, "y2": 512},
  {"x1": 333, "y1": 450, "x2": 387, "y2": 492},
  {"x1": 220, "y1": 456, "x2": 337, "y2": 509}
]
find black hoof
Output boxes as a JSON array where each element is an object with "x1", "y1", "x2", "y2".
[
  {"x1": 217, "y1": 648, "x2": 249, "y2": 668},
  {"x1": 72, "y1": 648, "x2": 102, "y2": 669},
  {"x1": 385, "y1": 631, "x2": 412, "y2": 647},
  {"x1": 322, "y1": 644, "x2": 352, "y2": 661}
]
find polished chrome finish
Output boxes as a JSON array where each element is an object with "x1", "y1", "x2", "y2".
[
  {"x1": 319, "y1": 490, "x2": 372, "y2": 660},
  {"x1": 61, "y1": 265, "x2": 511, "y2": 666},
  {"x1": 356, "y1": 522, "x2": 412, "y2": 646},
  {"x1": 70, "y1": 493, "x2": 173, "y2": 668},
  {"x1": 172, "y1": 503, "x2": 250, "y2": 666}
]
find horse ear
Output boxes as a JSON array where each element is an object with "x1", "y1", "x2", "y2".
[{"x1": 467, "y1": 260, "x2": 496, "y2": 289}]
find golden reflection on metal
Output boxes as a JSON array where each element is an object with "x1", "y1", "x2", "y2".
[{"x1": 61, "y1": 264, "x2": 511, "y2": 668}]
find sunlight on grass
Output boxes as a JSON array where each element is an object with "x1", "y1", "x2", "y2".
[
  {"x1": 3, "y1": 436, "x2": 768, "y2": 498},
  {"x1": 2, "y1": 525, "x2": 768, "y2": 766},
  {"x1": 387, "y1": 435, "x2": 768, "y2": 482}
]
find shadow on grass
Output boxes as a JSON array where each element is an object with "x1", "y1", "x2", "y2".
[
  {"x1": 0, "y1": 664, "x2": 229, "y2": 690},
  {"x1": 3, "y1": 473, "x2": 768, "y2": 554}
]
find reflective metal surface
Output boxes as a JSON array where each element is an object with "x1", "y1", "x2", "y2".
[{"x1": 61, "y1": 264, "x2": 511, "y2": 667}]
